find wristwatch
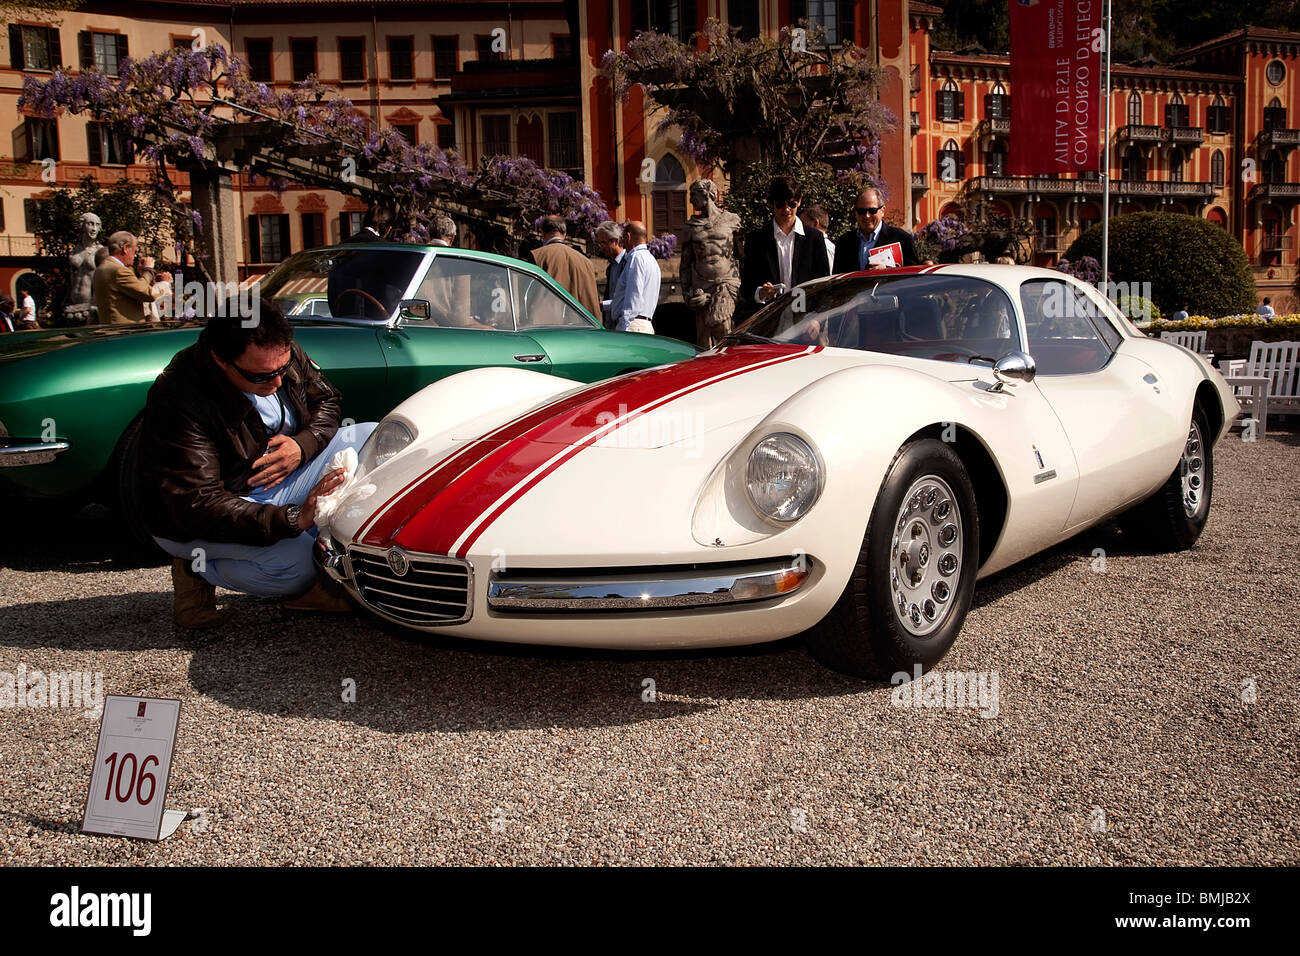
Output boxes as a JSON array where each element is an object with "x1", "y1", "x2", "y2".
[{"x1": 285, "y1": 504, "x2": 303, "y2": 529}]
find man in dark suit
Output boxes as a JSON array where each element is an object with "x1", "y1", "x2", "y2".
[
  {"x1": 833, "y1": 187, "x2": 920, "y2": 274},
  {"x1": 741, "y1": 176, "x2": 830, "y2": 313},
  {"x1": 342, "y1": 203, "x2": 393, "y2": 244}
]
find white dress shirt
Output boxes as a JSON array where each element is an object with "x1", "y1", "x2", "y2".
[
  {"x1": 618, "y1": 243, "x2": 661, "y2": 331},
  {"x1": 774, "y1": 217, "x2": 805, "y2": 290}
]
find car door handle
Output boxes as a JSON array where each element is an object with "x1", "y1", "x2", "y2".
[{"x1": 514, "y1": 354, "x2": 546, "y2": 363}]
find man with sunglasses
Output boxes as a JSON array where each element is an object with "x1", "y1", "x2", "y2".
[
  {"x1": 832, "y1": 187, "x2": 919, "y2": 274},
  {"x1": 136, "y1": 301, "x2": 377, "y2": 627},
  {"x1": 740, "y1": 176, "x2": 830, "y2": 317}
]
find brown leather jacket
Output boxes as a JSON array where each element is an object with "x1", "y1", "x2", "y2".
[{"x1": 136, "y1": 333, "x2": 341, "y2": 545}]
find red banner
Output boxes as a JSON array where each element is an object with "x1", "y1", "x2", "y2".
[{"x1": 1009, "y1": 0, "x2": 1102, "y2": 176}]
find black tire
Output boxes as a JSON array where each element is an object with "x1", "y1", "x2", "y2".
[
  {"x1": 111, "y1": 417, "x2": 166, "y2": 559},
  {"x1": 1117, "y1": 405, "x2": 1213, "y2": 552},
  {"x1": 808, "y1": 439, "x2": 980, "y2": 679}
]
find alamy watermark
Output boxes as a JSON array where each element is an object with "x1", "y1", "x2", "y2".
[
  {"x1": 165, "y1": 275, "x2": 261, "y2": 327},
  {"x1": 890, "y1": 664, "x2": 999, "y2": 719},
  {"x1": 0, "y1": 664, "x2": 104, "y2": 718}
]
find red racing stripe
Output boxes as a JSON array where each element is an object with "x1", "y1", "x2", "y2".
[{"x1": 360, "y1": 346, "x2": 812, "y2": 549}]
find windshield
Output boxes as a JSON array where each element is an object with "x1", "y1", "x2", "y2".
[
  {"x1": 260, "y1": 248, "x2": 427, "y2": 321},
  {"x1": 729, "y1": 273, "x2": 1022, "y2": 363}
]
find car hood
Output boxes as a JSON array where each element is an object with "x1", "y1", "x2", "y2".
[{"x1": 332, "y1": 344, "x2": 973, "y2": 559}]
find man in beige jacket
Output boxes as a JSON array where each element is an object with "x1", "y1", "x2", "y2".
[
  {"x1": 94, "y1": 231, "x2": 158, "y2": 324},
  {"x1": 529, "y1": 216, "x2": 601, "y2": 321}
]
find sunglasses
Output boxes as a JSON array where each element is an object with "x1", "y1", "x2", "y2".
[
  {"x1": 856, "y1": 206, "x2": 882, "y2": 215},
  {"x1": 774, "y1": 200, "x2": 800, "y2": 209},
  {"x1": 234, "y1": 357, "x2": 293, "y2": 384}
]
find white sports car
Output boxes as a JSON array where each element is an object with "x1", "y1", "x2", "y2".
[{"x1": 316, "y1": 265, "x2": 1238, "y2": 678}]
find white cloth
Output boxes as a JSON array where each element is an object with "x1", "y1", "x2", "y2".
[
  {"x1": 314, "y1": 446, "x2": 359, "y2": 526},
  {"x1": 822, "y1": 234, "x2": 836, "y2": 272},
  {"x1": 625, "y1": 318, "x2": 655, "y2": 334},
  {"x1": 617, "y1": 244, "x2": 661, "y2": 331},
  {"x1": 19, "y1": 293, "x2": 36, "y2": 324}
]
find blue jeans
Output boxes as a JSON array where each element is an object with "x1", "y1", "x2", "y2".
[{"x1": 155, "y1": 422, "x2": 377, "y2": 597}]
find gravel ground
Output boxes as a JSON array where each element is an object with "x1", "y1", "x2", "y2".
[{"x1": 1, "y1": 424, "x2": 1297, "y2": 866}]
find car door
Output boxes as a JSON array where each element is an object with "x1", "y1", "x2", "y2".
[
  {"x1": 379, "y1": 253, "x2": 553, "y2": 401},
  {"x1": 1020, "y1": 277, "x2": 1175, "y2": 532},
  {"x1": 508, "y1": 266, "x2": 685, "y2": 380},
  {"x1": 286, "y1": 323, "x2": 393, "y2": 425}
]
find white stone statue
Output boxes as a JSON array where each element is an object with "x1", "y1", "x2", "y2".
[{"x1": 63, "y1": 212, "x2": 103, "y2": 324}]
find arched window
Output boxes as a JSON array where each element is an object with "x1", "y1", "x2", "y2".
[
  {"x1": 1211, "y1": 150, "x2": 1225, "y2": 187},
  {"x1": 938, "y1": 78, "x2": 965, "y2": 122},
  {"x1": 1122, "y1": 145, "x2": 1147, "y2": 181},
  {"x1": 1206, "y1": 206, "x2": 1227, "y2": 228},
  {"x1": 1208, "y1": 94, "x2": 1230, "y2": 134},
  {"x1": 1166, "y1": 91, "x2": 1189, "y2": 128},
  {"x1": 986, "y1": 138, "x2": 1007, "y2": 176},
  {"x1": 937, "y1": 138, "x2": 965, "y2": 182},
  {"x1": 986, "y1": 81, "x2": 1009, "y2": 120},
  {"x1": 651, "y1": 153, "x2": 688, "y2": 235},
  {"x1": 1128, "y1": 91, "x2": 1142, "y2": 127},
  {"x1": 1265, "y1": 96, "x2": 1287, "y2": 132},
  {"x1": 1169, "y1": 147, "x2": 1184, "y2": 182}
]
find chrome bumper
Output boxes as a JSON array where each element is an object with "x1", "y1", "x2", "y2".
[
  {"x1": 0, "y1": 440, "x2": 71, "y2": 467},
  {"x1": 486, "y1": 558, "x2": 811, "y2": 612}
]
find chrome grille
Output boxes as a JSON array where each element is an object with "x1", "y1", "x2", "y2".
[{"x1": 347, "y1": 545, "x2": 472, "y2": 625}]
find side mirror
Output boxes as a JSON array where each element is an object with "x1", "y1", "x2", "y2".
[
  {"x1": 991, "y1": 351, "x2": 1036, "y2": 391},
  {"x1": 396, "y1": 299, "x2": 431, "y2": 325}
]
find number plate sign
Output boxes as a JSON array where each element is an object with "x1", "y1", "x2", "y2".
[{"x1": 82, "y1": 696, "x2": 181, "y2": 841}]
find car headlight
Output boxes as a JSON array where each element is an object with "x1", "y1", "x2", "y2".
[
  {"x1": 358, "y1": 419, "x2": 414, "y2": 475},
  {"x1": 746, "y1": 433, "x2": 822, "y2": 523}
]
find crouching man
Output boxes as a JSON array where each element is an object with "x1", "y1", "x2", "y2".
[{"x1": 137, "y1": 301, "x2": 377, "y2": 627}]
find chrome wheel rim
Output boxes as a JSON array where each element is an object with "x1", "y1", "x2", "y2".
[
  {"x1": 890, "y1": 474, "x2": 963, "y2": 638},
  {"x1": 1179, "y1": 420, "x2": 1207, "y2": 519}
]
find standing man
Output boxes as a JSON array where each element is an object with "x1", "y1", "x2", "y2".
[
  {"x1": 800, "y1": 204, "x2": 835, "y2": 276},
  {"x1": 94, "y1": 231, "x2": 160, "y2": 324},
  {"x1": 833, "y1": 187, "x2": 919, "y2": 273},
  {"x1": 594, "y1": 220, "x2": 627, "y2": 329},
  {"x1": 530, "y1": 216, "x2": 602, "y2": 320},
  {"x1": 136, "y1": 302, "x2": 377, "y2": 627},
  {"x1": 740, "y1": 176, "x2": 830, "y2": 311},
  {"x1": 616, "y1": 221, "x2": 661, "y2": 334}
]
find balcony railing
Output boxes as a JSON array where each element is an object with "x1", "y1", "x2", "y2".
[
  {"x1": 1250, "y1": 182, "x2": 1300, "y2": 200},
  {"x1": 1035, "y1": 234, "x2": 1064, "y2": 253},
  {"x1": 976, "y1": 117, "x2": 1010, "y2": 138},
  {"x1": 1167, "y1": 126, "x2": 1204, "y2": 146},
  {"x1": 0, "y1": 235, "x2": 40, "y2": 256},
  {"x1": 1262, "y1": 234, "x2": 1294, "y2": 252},
  {"x1": 1118, "y1": 124, "x2": 1165, "y2": 143},
  {"x1": 1258, "y1": 128, "x2": 1300, "y2": 149},
  {"x1": 911, "y1": 172, "x2": 928, "y2": 191},
  {"x1": 968, "y1": 176, "x2": 1217, "y2": 200}
]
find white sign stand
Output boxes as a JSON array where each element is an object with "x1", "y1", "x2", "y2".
[{"x1": 82, "y1": 695, "x2": 183, "y2": 841}]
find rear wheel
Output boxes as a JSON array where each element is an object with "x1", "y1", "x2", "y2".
[
  {"x1": 1117, "y1": 406, "x2": 1213, "y2": 551},
  {"x1": 808, "y1": 439, "x2": 980, "y2": 679}
]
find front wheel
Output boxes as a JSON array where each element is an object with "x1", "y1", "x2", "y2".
[
  {"x1": 1117, "y1": 406, "x2": 1213, "y2": 551},
  {"x1": 808, "y1": 439, "x2": 980, "y2": 679}
]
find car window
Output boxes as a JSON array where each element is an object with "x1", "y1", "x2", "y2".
[
  {"x1": 733, "y1": 273, "x2": 1021, "y2": 363},
  {"x1": 512, "y1": 270, "x2": 594, "y2": 329},
  {"x1": 1020, "y1": 278, "x2": 1116, "y2": 375},
  {"x1": 416, "y1": 256, "x2": 514, "y2": 331},
  {"x1": 262, "y1": 248, "x2": 426, "y2": 321}
]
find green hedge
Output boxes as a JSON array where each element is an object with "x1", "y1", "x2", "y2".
[{"x1": 1063, "y1": 213, "x2": 1256, "y2": 318}]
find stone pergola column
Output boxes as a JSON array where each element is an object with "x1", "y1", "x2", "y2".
[{"x1": 187, "y1": 166, "x2": 241, "y2": 285}]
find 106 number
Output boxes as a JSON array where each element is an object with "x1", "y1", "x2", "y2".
[{"x1": 102, "y1": 752, "x2": 159, "y2": 805}]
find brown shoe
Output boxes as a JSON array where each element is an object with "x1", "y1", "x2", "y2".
[
  {"x1": 282, "y1": 573, "x2": 356, "y2": 613},
  {"x1": 171, "y1": 558, "x2": 226, "y2": 629}
]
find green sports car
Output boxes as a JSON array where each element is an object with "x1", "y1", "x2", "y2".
[{"x1": 0, "y1": 243, "x2": 696, "y2": 528}]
